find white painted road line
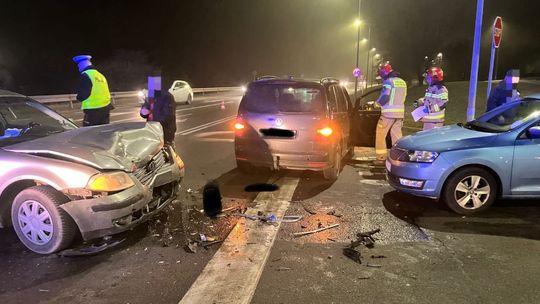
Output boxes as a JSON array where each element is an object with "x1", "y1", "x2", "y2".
[
  {"x1": 176, "y1": 116, "x2": 236, "y2": 136},
  {"x1": 179, "y1": 177, "x2": 300, "y2": 304}
]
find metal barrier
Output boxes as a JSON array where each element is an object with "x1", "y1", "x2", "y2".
[{"x1": 30, "y1": 87, "x2": 241, "y2": 108}]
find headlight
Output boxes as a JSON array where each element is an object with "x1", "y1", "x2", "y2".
[
  {"x1": 87, "y1": 171, "x2": 134, "y2": 192},
  {"x1": 137, "y1": 90, "x2": 145, "y2": 98},
  {"x1": 406, "y1": 150, "x2": 439, "y2": 163}
]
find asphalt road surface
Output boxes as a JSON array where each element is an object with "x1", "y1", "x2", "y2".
[{"x1": 1, "y1": 90, "x2": 539, "y2": 304}]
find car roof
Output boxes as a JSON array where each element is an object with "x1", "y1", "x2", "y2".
[
  {"x1": 252, "y1": 77, "x2": 338, "y2": 87},
  {"x1": 0, "y1": 89, "x2": 25, "y2": 98}
]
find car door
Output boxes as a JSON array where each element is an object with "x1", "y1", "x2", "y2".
[
  {"x1": 349, "y1": 88, "x2": 383, "y2": 147},
  {"x1": 329, "y1": 85, "x2": 350, "y2": 151},
  {"x1": 511, "y1": 119, "x2": 540, "y2": 195}
]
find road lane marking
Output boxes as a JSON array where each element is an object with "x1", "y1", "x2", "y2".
[
  {"x1": 176, "y1": 116, "x2": 236, "y2": 135},
  {"x1": 179, "y1": 177, "x2": 300, "y2": 304},
  {"x1": 175, "y1": 100, "x2": 237, "y2": 113}
]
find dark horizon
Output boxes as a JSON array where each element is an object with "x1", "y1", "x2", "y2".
[{"x1": 0, "y1": 0, "x2": 539, "y2": 95}]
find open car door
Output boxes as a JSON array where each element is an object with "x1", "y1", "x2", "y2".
[{"x1": 349, "y1": 86, "x2": 392, "y2": 148}]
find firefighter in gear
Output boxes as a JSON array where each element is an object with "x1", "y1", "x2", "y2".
[
  {"x1": 73, "y1": 55, "x2": 112, "y2": 126},
  {"x1": 374, "y1": 63, "x2": 407, "y2": 160},
  {"x1": 416, "y1": 67, "x2": 448, "y2": 130}
]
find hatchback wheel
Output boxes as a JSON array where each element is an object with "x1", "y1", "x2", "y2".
[
  {"x1": 186, "y1": 94, "x2": 193, "y2": 104},
  {"x1": 323, "y1": 145, "x2": 342, "y2": 180},
  {"x1": 442, "y1": 167, "x2": 497, "y2": 215},
  {"x1": 11, "y1": 186, "x2": 76, "y2": 254}
]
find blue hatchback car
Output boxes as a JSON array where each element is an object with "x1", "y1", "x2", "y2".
[{"x1": 386, "y1": 96, "x2": 540, "y2": 214}]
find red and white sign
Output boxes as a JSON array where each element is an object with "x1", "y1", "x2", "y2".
[{"x1": 493, "y1": 16, "x2": 503, "y2": 48}]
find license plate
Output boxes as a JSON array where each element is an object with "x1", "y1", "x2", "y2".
[{"x1": 385, "y1": 160, "x2": 391, "y2": 173}]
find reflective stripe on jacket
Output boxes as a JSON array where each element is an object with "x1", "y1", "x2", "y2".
[
  {"x1": 420, "y1": 84, "x2": 448, "y2": 123},
  {"x1": 81, "y1": 69, "x2": 111, "y2": 110},
  {"x1": 379, "y1": 77, "x2": 407, "y2": 119}
]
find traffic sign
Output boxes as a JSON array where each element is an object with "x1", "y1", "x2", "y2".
[
  {"x1": 353, "y1": 68, "x2": 362, "y2": 78},
  {"x1": 493, "y1": 16, "x2": 503, "y2": 48}
]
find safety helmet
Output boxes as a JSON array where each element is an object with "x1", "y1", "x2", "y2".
[
  {"x1": 426, "y1": 67, "x2": 444, "y2": 82},
  {"x1": 378, "y1": 63, "x2": 393, "y2": 79}
]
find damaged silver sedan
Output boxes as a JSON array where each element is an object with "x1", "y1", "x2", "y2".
[{"x1": 0, "y1": 90, "x2": 185, "y2": 254}]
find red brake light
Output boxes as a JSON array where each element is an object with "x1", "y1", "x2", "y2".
[{"x1": 317, "y1": 127, "x2": 333, "y2": 137}]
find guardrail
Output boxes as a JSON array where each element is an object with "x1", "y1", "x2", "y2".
[{"x1": 30, "y1": 87, "x2": 241, "y2": 108}]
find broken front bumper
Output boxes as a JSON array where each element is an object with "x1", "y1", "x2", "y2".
[{"x1": 60, "y1": 161, "x2": 184, "y2": 241}]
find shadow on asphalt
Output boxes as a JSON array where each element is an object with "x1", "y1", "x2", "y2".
[{"x1": 382, "y1": 191, "x2": 540, "y2": 241}]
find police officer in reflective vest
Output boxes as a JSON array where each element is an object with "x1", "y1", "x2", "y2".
[
  {"x1": 375, "y1": 63, "x2": 407, "y2": 161},
  {"x1": 417, "y1": 67, "x2": 448, "y2": 130},
  {"x1": 73, "y1": 55, "x2": 112, "y2": 126}
]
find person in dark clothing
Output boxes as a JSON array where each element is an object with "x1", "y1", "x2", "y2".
[
  {"x1": 73, "y1": 55, "x2": 112, "y2": 126},
  {"x1": 486, "y1": 69, "x2": 521, "y2": 112},
  {"x1": 140, "y1": 76, "x2": 177, "y2": 145}
]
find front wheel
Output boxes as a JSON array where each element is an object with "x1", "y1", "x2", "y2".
[
  {"x1": 11, "y1": 186, "x2": 76, "y2": 254},
  {"x1": 185, "y1": 94, "x2": 193, "y2": 104},
  {"x1": 442, "y1": 167, "x2": 497, "y2": 215}
]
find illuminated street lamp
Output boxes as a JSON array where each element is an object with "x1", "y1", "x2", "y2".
[
  {"x1": 361, "y1": 38, "x2": 368, "y2": 43},
  {"x1": 353, "y1": 0, "x2": 362, "y2": 101}
]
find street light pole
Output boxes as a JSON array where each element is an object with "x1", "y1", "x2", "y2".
[
  {"x1": 354, "y1": 0, "x2": 362, "y2": 100},
  {"x1": 467, "y1": 0, "x2": 484, "y2": 122},
  {"x1": 364, "y1": 26, "x2": 372, "y2": 89}
]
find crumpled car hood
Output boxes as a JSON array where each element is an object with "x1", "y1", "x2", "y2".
[{"x1": 5, "y1": 122, "x2": 164, "y2": 171}]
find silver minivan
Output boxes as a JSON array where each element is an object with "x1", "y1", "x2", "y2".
[{"x1": 234, "y1": 77, "x2": 352, "y2": 179}]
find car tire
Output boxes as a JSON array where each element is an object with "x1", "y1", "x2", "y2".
[
  {"x1": 442, "y1": 167, "x2": 498, "y2": 215},
  {"x1": 11, "y1": 186, "x2": 77, "y2": 254},
  {"x1": 186, "y1": 94, "x2": 192, "y2": 105},
  {"x1": 323, "y1": 144, "x2": 342, "y2": 180}
]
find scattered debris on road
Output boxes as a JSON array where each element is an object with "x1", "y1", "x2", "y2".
[
  {"x1": 282, "y1": 215, "x2": 303, "y2": 223},
  {"x1": 293, "y1": 223, "x2": 340, "y2": 237},
  {"x1": 59, "y1": 237, "x2": 125, "y2": 257},
  {"x1": 343, "y1": 228, "x2": 382, "y2": 265},
  {"x1": 276, "y1": 266, "x2": 292, "y2": 271}
]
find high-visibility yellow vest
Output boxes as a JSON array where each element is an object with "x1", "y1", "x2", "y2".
[
  {"x1": 381, "y1": 77, "x2": 407, "y2": 119},
  {"x1": 421, "y1": 85, "x2": 448, "y2": 123},
  {"x1": 81, "y1": 69, "x2": 111, "y2": 110}
]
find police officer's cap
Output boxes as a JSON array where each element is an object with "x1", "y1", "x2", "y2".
[{"x1": 72, "y1": 55, "x2": 92, "y2": 63}]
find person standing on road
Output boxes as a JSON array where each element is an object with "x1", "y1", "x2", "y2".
[
  {"x1": 140, "y1": 76, "x2": 177, "y2": 146},
  {"x1": 73, "y1": 55, "x2": 112, "y2": 126},
  {"x1": 374, "y1": 63, "x2": 407, "y2": 161},
  {"x1": 416, "y1": 67, "x2": 449, "y2": 131},
  {"x1": 486, "y1": 69, "x2": 521, "y2": 112}
]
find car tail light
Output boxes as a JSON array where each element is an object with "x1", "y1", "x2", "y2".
[
  {"x1": 316, "y1": 127, "x2": 333, "y2": 137},
  {"x1": 234, "y1": 122, "x2": 245, "y2": 130},
  {"x1": 234, "y1": 117, "x2": 246, "y2": 135}
]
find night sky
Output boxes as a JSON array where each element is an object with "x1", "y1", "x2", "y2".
[{"x1": 0, "y1": 0, "x2": 539, "y2": 95}]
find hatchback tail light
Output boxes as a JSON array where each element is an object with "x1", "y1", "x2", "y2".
[{"x1": 316, "y1": 127, "x2": 333, "y2": 137}]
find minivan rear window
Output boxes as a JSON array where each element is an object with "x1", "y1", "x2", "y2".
[{"x1": 240, "y1": 83, "x2": 325, "y2": 113}]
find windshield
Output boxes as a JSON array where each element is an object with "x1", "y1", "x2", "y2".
[
  {"x1": 0, "y1": 96, "x2": 77, "y2": 147},
  {"x1": 464, "y1": 99, "x2": 540, "y2": 133},
  {"x1": 240, "y1": 83, "x2": 325, "y2": 114}
]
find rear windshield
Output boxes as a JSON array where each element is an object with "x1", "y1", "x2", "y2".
[{"x1": 240, "y1": 83, "x2": 325, "y2": 114}]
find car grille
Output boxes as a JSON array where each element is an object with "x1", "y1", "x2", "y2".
[
  {"x1": 133, "y1": 150, "x2": 170, "y2": 185},
  {"x1": 389, "y1": 147, "x2": 407, "y2": 161}
]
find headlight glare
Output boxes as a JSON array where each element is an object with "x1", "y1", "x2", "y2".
[
  {"x1": 87, "y1": 171, "x2": 134, "y2": 192},
  {"x1": 407, "y1": 150, "x2": 439, "y2": 163}
]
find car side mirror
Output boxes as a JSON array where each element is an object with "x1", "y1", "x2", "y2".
[{"x1": 528, "y1": 126, "x2": 540, "y2": 139}]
